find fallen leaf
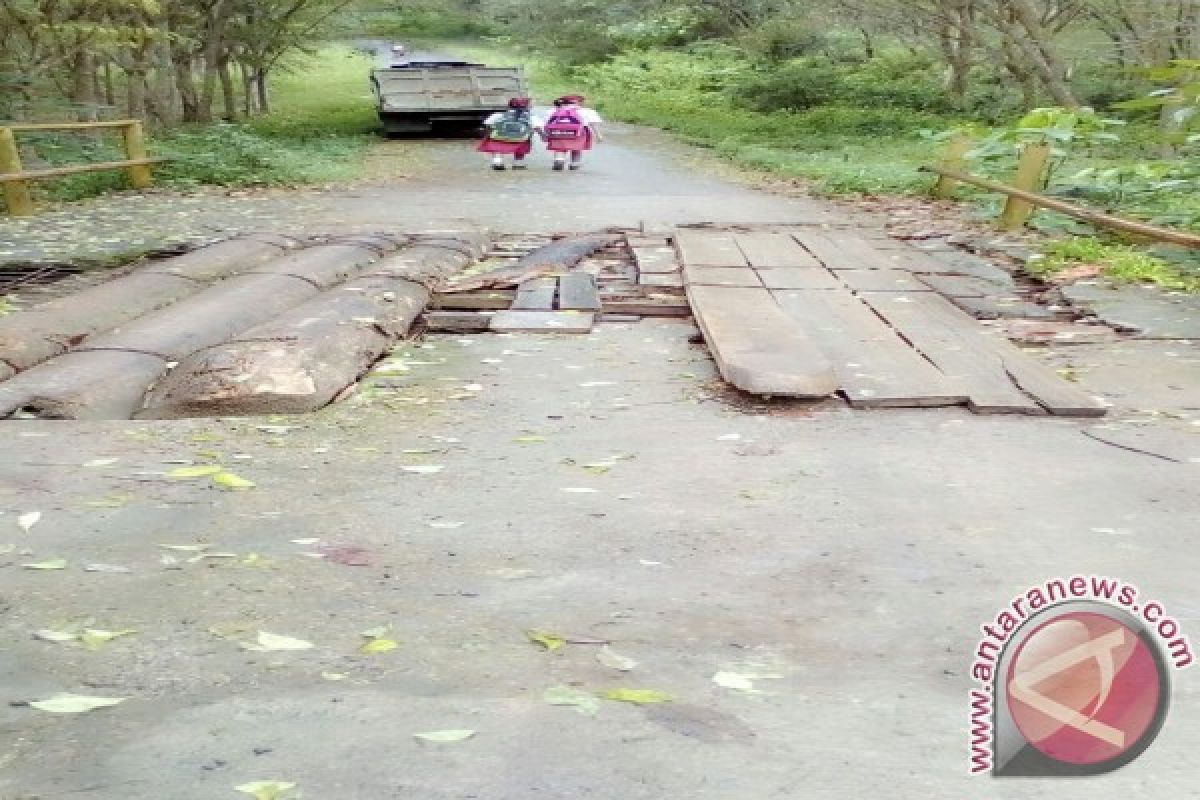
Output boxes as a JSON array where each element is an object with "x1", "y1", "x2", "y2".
[
  {"x1": 401, "y1": 465, "x2": 445, "y2": 475},
  {"x1": 560, "y1": 488, "x2": 599, "y2": 494},
  {"x1": 318, "y1": 545, "x2": 371, "y2": 566},
  {"x1": 413, "y1": 729, "x2": 477, "y2": 743},
  {"x1": 22, "y1": 558, "x2": 67, "y2": 571},
  {"x1": 514, "y1": 436, "x2": 546, "y2": 444},
  {"x1": 543, "y1": 686, "x2": 600, "y2": 715},
  {"x1": 717, "y1": 434, "x2": 742, "y2": 442},
  {"x1": 84, "y1": 563, "x2": 132, "y2": 573},
  {"x1": 29, "y1": 693, "x2": 127, "y2": 713},
  {"x1": 213, "y1": 472, "x2": 256, "y2": 490},
  {"x1": 712, "y1": 672, "x2": 756, "y2": 691},
  {"x1": 80, "y1": 629, "x2": 137, "y2": 650},
  {"x1": 159, "y1": 544, "x2": 210, "y2": 553},
  {"x1": 582, "y1": 462, "x2": 615, "y2": 475},
  {"x1": 235, "y1": 780, "x2": 296, "y2": 800},
  {"x1": 17, "y1": 512, "x2": 41, "y2": 532},
  {"x1": 428, "y1": 521, "x2": 464, "y2": 530},
  {"x1": 85, "y1": 495, "x2": 135, "y2": 509},
  {"x1": 290, "y1": 538, "x2": 321, "y2": 545},
  {"x1": 34, "y1": 629, "x2": 79, "y2": 643},
  {"x1": 242, "y1": 632, "x2": 314, "y2": 652},
  {"x1": 601, "y1": 688, "x2": 673, "y2": 705},
  {"x1": 321, "y1": 672, "x2": 348, "y2": 682},
  {"x1": 597, "y1": 647, "x2": 638, "y2": 672},
  {"x1": 526, "y1": 630, "x2": 566, "y2": 652},
  {"x1": 360, "y1": 638, "x2": 399, "y2": 655},
  {"x1": 83, "y1": 458, "x2": 119, "y2": 468},
  {"x1": 168, "y1": 465, "x2": 224, "y2": 479}
]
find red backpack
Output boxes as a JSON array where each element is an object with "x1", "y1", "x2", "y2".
[{"x1": 544, "y1": 107, "x2": 585, "y2": 140}]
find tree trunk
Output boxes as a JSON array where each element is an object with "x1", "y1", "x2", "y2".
[
  {"x1": 104, "y1": 61, "x2": 116, "y2": 106},
  {"x1": 1004, "y1": 0, "x2": 1080, "y2": 107},
  {"x1": 174, "y1": 54, "x2": 202, "y2": 122},
  {"x1": 71, "y1": 48, "x2": 97, "y2": 121},
  {"x1": 218, "y1": 56, "x2": 237, "y2": 120},
  {"x1": 240, "y1": 62, "x2": 257, "y2": 115},
  {"x1": 256, "y1": 70, "x2": 270, "y2": 115},
  {"x1": 126, "y1": 70, "x2": 147, "y2": 118}
]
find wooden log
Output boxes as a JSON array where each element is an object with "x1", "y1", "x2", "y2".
[
  {"x1": 0, "y1": 237, "x2": 401, "y2": 419},
  {"x1": 0, "y1": 127, "x2": 34, "y2": 216},
  {"x1": 441, "y1": 233, "x2": 621, "y2": 292},
  {"x1": 999, "y1": 143, "x2": 1052, "y2": 230},
  {"x1": 0, "y1": 351, "x2": 167, "y2": 420},
  {"x1": 139, "y1": 236, "x2": 486, "y2": 419},
  {"x1": 423, "y1": 311, "x2": 495, "y2": 332},
  {"x1": 0, "y1": 158, "x2": 168, "y2": 183},
  {"x1": 0, "y1": 234, "x2": 297, "y2": 372},
  {"x1": 921, "y1": 165, "x2": 1200, "y2": 248}
]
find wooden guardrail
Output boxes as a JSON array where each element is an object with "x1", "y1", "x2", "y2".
[
  {"x1": 922, "y1": 138, "x2": 1200, "y2": 249},
  {"x1": 0, "y1": 119, "x2": 166, "y2": 217}
]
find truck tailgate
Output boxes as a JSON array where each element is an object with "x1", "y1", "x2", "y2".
[{"x1": 373, "y1": 67, "x2": 526, "y2": 112}]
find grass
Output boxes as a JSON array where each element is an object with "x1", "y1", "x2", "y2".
[{"x1": 1030, "y1": 237, "x2": 1200, "y2": 292}]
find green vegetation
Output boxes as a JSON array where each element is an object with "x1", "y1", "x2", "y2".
[
  {"x1": 26, "y1": 46, "x2": 379, "y2": 202},
  {"x1": 1032, "y1": 238, "x2": 1200, "y2": 292}
]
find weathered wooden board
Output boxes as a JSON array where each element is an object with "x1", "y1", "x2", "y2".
[
  {"x1": 431, "y1": 291, "x2": 514, "y2": 310},
  {"x1": 735, "y1": 232, "x2": 825, "y2": 269},
  {"x1": 632, "y1": 246, "x2": 680, "y2": 274},
  {"x1": 886, "y1": 290, "x2": 1105, "y2": 415},
  {"x1": 423, "y1": 311, "x2": 494, "y2": 332},
  {"x1": 758, "y1": 268, "x2": 842, "y2": 291},
  {"x1": 684, "y1": 267, "x2": 762, "y2": 288},
  {"x1": 790, "y1": 228, "x2": 893, "y2": 271},
  {"x1": 601, "y1": 300, "x2": 691, "y2": 318},
  {"x1": 774, "y1": 289, "x2": 967, "y2": 408},
  {"x1": 838, "y1": 269, "x2": 931, "y2": 292},
  {"x1": 687, "y1": 285, "x2": 837, "y2": 398},
  {"x1": 490, "y1": 310, "x2": 595, "y2": 333},
  {"x1": 559, "y1": 272, "x2": 602, "y2": 311},
  {"x1": 675, "y1": 229, "x2": 748, "y2": 267},
  {"x1": 856, "y1": 291, "x2": 1044, "y2": 414},
  {"x1": 512, "y1": 277, "x2": 557, "y2": 310},
  {"x1": 639, "y1": 273, "x2": 685, "y2": 288},
  {"x1": 917, "y1": 274, "x2": 1001, "y2": 298}
]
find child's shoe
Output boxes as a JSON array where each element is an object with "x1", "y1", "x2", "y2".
[
  {"x1": 552, "y1": 156, "x2": 566, "y2": 171},
  {"x1": 491, "y1": 156, "x2": 506, "y2": 171}
]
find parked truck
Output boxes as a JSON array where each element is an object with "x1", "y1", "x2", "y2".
[{"x1": 370, "y1": 59, "x2": 528, "y2": 136}]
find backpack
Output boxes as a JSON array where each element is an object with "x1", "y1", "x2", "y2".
[
  {"x1": 490, "y1": 109, "x2": 533, "y2": 143},
  {"x1": 544, "y1": 108, "x2": 585, "y2": 140}
]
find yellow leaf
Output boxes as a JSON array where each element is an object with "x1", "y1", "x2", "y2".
[
  {"x1": 601, "y1": 688, "x2": 673, "y2": 704},
  {"x1": 242, "y1": 632, "x2": 313, "y2": 652},
  {"x1": 413, "y1": 729, "x2": 476, "y2": 743},
  {"x1": 526, "y1": 630, "x2": 566, "y2": 652},
  {"x1": 80, "y1": 629, "x2": 137, "y2": 650},
  {"x1": 168, "y1": 465, "x2": 224, "y2": 479},
  {"x1": 234, "y1": 780, "x2": 296, "y2": 800},
  {"x1": 360, "y1": 638, "x2": 399, "y2": 655},
  {"x1": 213, "y1": 472, "x2": 256, "y2": 490}
]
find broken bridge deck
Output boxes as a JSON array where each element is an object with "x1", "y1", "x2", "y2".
[{"x1": 673, "y1": 227, "x2": 1107, "y2": 417}]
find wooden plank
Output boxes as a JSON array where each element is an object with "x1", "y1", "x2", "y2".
[
  {"x1": 790, "y1": 228, "x2": 894, "y2": 271},
  {"x1": 490, "y1": 310, "x2": 595, "y2": 333},
  {"x1": 0, "y1": 157, "x2": 166, "y2": 183},
  {"x1": 736, "y1": 232, "x2": 825, "y2": 269},
  {"x1": 639, "y1": 273, "x2": 684, "y2": 288},
  {"x1": 626, "y1": 234, "x2": 670, "y2": 248},
  {"x1": 838, "y1": 269, "x2": 931, "y2": 292},
  {"x1": 559, "y1": 272, "x2": 602, "y2": 311},
  {"x1": 675, "y1": 229, "x2": 748, "y2": 267},
  {"x1": 687, "y1": 285, "x2": 837, "y2": 398},
  {"x1": 856, "y1": 291, "x2": 1043, "y2": 415},
  {"x1": 431, "y1": 291, "x2": 514, "y2": 310},
  {"x1": 684, "y1": 267, "x2": 762, "y2": 288},
  {"x1": 601, "y1": 300, "x2": 691, "y2": 318},
  {"x1": 894, "y1": 292, "x2": 1106, "y2": 416},
  {"x1": 758, "y1": 268, "x2": 841, "y2": 290},
  {"x1": 4, "y1": 119, "x2": 140, "y2": 132},
  {"x1": 423, "y1": 311, "x2": 494, "y2": 332},
  {"x1": 512, "y1": 277, "x2": 557, "y2": 310},
  {"x1": 632, "y1": 246, "x2": 679, "y2": 274},
  {"x1": 774, "y1": 289, "x2": 967, "y2": 408}
]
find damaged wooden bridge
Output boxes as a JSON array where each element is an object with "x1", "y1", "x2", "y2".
[{"x1": 0, "y1": 223, "x2": 1106, "y2": 420}]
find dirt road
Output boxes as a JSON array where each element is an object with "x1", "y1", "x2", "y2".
[{"x1": 1, "y1": 123, "x2": 1198, "y2": 798}]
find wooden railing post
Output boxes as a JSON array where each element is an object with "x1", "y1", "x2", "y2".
[
  {"x1": 998, "y1": 142, "x2": 1052, "y2": 230},
  {"x1": 121, "y1": 121, "x2": 154, "y2": 189},
  {"x1": 0, "y1": 127, "x2": 35, "y2": 217},
  {"x1": 933, "y1": 136, "x2": 972, "y2": 199}
]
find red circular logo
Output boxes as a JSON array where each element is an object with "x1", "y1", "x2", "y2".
[{"x1": 1006, "y1": 611, "x2": 1163, "y2": 766}]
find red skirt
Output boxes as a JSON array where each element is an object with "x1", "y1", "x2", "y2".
[
  {"x1": 478, "y1": 137, "x2": 533, "y2": 156},
  {"x1": 545, "y1": 128, "x2": 594, "y2": 153}
]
